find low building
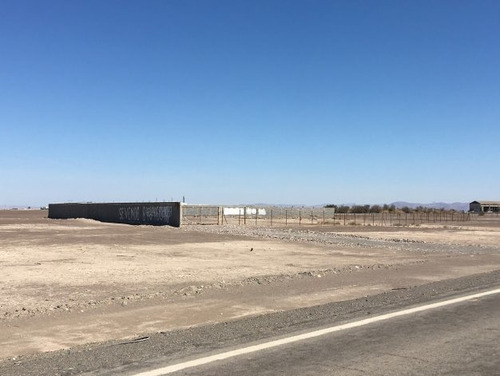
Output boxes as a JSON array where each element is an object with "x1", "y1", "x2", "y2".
[{"x1": 469, "y1": 201, "x2": 500, "y2": 213}]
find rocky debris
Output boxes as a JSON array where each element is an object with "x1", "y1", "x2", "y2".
[
  {"x1": 1, "y1": 259, "x2": 426, "y2": 321},
  {"x1": 2, "y1": 224, "x2": 496, "y2": 321},
  {"x1": 182, "y1": 225, "x2": 500, "y2": 254}
]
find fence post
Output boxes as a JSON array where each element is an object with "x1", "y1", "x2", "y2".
[
  {"x1": 299, "y1": 210, "x2": 302, "y2": 226},
  {"x1": 244, "y1": 207, "x2": 247, "y2": 225},
  {"x1": 285, "y1": 210, "x2": 288, "y2": 226}
]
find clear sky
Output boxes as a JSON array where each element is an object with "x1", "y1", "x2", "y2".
[{"x1": 1, "y1": 0, "x2": 499, "y2": 207}]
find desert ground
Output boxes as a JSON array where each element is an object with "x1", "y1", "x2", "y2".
[{"x1": 1, "y1": 210, "x2": 500, "y2": 361}]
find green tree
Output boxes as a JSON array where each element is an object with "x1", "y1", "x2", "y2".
[
  {"x1": 336, "y1": 205, "x2": 350, "y2": 213},
  {"x1": 351, "y1": 205, "x2": 369, "y2": 213}
]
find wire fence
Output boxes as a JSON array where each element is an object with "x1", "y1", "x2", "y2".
[{"x1": 181, "y1": 205, "x2": 471, "y2": 227}]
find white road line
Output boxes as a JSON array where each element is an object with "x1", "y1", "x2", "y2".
[{"x1": 133, "y1": 288, "x2": 500, "y2": 376}]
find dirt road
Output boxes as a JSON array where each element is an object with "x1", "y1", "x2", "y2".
[{"x1": 1, "y1": 210, "x2": 499, "y2": 360}]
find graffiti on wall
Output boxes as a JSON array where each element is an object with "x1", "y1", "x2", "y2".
[
  {"x1": 118, "y1": 205, "x2": 173, "y2": 223},
  {"x1": 119, "y1": 206, "x2": 141, "y2": 222},
  {"x1": 142, "y1": 206, "x2": 172, "y2": 222}
]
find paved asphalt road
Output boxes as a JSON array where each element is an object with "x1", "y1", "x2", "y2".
[
  {"x1": 148, "y1": 291, "x2": 500, "y2": 376},
  {"x1": 1, "y1": 271, "x2": 499, "y2": 376}
]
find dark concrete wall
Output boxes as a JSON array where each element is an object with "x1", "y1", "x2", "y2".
[{"x1": 48, "y1": 202, "x2": 182, "y2": 227}]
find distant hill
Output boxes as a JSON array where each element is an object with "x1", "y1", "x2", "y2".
[{"x1": 390, "y1": 201, "x2": 468, "y2": 212}]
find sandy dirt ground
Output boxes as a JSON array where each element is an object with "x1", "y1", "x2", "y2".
[{"x1": 1, "y1": 210, "x2": 500, "y2": 360}]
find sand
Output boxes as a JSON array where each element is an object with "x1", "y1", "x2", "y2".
[{"x1": 1, "y1": 210, "x2": 499, "y2": 359}]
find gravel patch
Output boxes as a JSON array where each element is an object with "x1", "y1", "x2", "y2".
[{"x1": 182, "y1": 225, "x2": 500, "y2": 254}]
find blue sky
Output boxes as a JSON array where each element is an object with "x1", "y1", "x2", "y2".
[{"x1": 1, "y1": 0, "x2": 499, "y2": 206}]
